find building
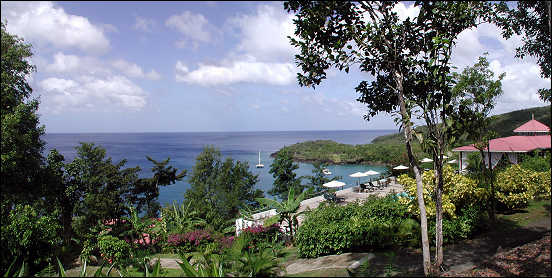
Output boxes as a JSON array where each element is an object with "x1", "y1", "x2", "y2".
[{"x1": 452, "y1": 115, "x2": 551, "y2": 172}]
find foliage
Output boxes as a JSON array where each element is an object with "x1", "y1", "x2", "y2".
[
  {"x1": 65, "y1": 142, "x2": 142, "y2": 240},
  {"x1": 397, "y1": 165, "x2": 488, "y2": 218},
  {"x1": 97, "y1": 235, "x2": 132, "y2": 267},
  {"x1": 133, "y1": 156, "x2": 187, "y2": 218},
  {"x1": 177, "y1": 253, "x2": 225, "y2": 277},
  {"x1": 256, "y1": 186, "x2": 306, "y2": 239},
  {"x1": 428, "y1": 205, "x2": 485, "y2": 244},
  {"x1": 238, "y1": 224, "x2": 280, "y2": 253},
  {"x1": 166, "y1": 229, "x2": 214, "y2": 255},
  {"x1": 185, "y1": 146, "x2": 263, "y2": 231},
  {"x1": 1, "y1": 22, "x2": 46, "y2": 212},
  {"x1": 494, "y1": 1, "x2": 551, "y2": 102},
  {"x1": 302, "y1": 161, "x2": 340, "y2": 195},
  {"x1": 295, "y1": 196, "x2": 415, "y2": 258},
  {"x1": 269, "y1": 148, "x2": 303, "y2": 200},
  {"x1": 275, "y1": 140, "x2": 422, "y2": 167},
  {"x1": 0, "y1": 204, "x2": 61, "y2": 274},
  {"x1": 160, "y1": 200, "x2": 206, "y2": 235},
  {"x1": 520, "y1": 152, "x2": 551, "y2": 172},
  {"x1": 494, "y1": 164, "x2": 552, "y2": 210}
]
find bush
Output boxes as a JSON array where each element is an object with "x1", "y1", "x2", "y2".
[
  {"x1": 520, "y1": 152, "x2": 551, "y2": 172},
  {"x1": 0, "y1": 204, "x2": 61, "y2": 274},
  {"x1": 295, "y1": 196, "x2": 417, "y2": 258},
  {"x1": 397, "y1": 165, "x2": 488, "y2": 218},
  {"x1": 166, "y1": 229, "x2": 213, "y2": 254},
  {"x1": 428, "y1": 205, "x2": 484, "y2": 244},
  {"x1": 495, "y1": 164, "x2": 551, "y2": 210},
  {"x1": 97, "y1": 235, "x2": 132, "y2": 267}
]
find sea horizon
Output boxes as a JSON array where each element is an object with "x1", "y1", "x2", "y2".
[
  {"x1": 43, "y1": 129, "x2": 396, "y2": 204},
  {"x1": 44, "y1": 128, "x2": 397, "y2": 135}
]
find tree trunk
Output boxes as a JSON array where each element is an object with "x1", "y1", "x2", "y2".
[
  {"x1": 487, "y1": 140, "x2": 496, "y2": 223},
  {"x1": 395, "y1": 71, "x2": 432, "y2": 276},
  {"x1": 434, "y1": 157, "x2": 444, "y2": 274}
]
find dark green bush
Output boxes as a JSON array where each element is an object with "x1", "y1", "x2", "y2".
[
  {"x1": 295, "y1": 196, "x2": 417, "y2": 258},
  {"x1": 0, "y1": 204, "x2": 61, "y2": 274},
  {"x1": 520, "y1": 152, "x2": 551, "y2": 172},
  {"x1": 428, "y1": 205, "x2": 484, "y2": 244},
  {"x1": 97, "y1": 235, "x2": 132, "y2": 267}
]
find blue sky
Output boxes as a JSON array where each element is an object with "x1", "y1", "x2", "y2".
[{"x1": 2, "y1": 1, "x2": 549, "y2": 133}]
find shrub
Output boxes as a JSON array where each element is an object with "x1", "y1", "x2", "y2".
[
  {"x1": 397, "y1": 165, "x2": 487, "y2": 218},
  {"x1": 239, "y1": 224, "x2": 280, "y2": 252},
  {"x1": 97, "y1": 235, "x2": 132, "y2": 267},
  {"x1": 495, "y1": 164, "x2": 551, "y2": 210},
  {"x1": 295, "y1": 196, "x2": 417, "y2": 258},
  {"x1": 429, "y1": 205, "x2": 484, "y2": 244},
  {"x1": 520, "y1": 152, "x2": 551, "y2": 172},
  {"x1": 0, "y1": 204, "x2": 61, "y2": 274},
  {"x1": 166, "y1": 229, "x2": 213, "y2": 254}
]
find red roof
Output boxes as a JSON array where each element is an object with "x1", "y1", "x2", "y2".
[
  {"x1": 513, "y1": 119, "x2": 550, "y2": 133},
  {"x1": 453, "y1": 135, "x2": 551, "y2": 152}
]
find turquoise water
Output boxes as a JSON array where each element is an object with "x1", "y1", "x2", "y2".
[{"x1": 43, "y1": 130, "x2": 395, "y2": 204}]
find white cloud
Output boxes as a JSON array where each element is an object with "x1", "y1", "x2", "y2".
[
  {"x1": 175, "y1": 60, "x2": 297, "y2": 86},
  {"x1": 166, "y1": 11, "x2": 215, "y2": 48},
  {"x1": 111, "y1": 59, "x2": 161, "y2": 80},
  {"x1": 228, "y1": 4, "x2": 297, "y2": 62},
  {"x1": 134, "y1": 16, "x2": 155, "y2": 32},
  {"x1": 392, "y1": 2, "x2": 420, "y2": 21},
  {"x1": 45, "y1": 52, "x2": 111, "y2": 75},
  {"x1": 39, "y1": 76, "x2": 147, "y2": 113},
  {"x1": 1, "y1": 1, "x2": 110, "y2": 53},
  {"x1": 302, "y1": 94, "x2": 366, "y2": 118}
]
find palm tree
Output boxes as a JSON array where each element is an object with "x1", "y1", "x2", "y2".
[{"x1": 255, "y1": 187, "x2": 306, "y2": 239}]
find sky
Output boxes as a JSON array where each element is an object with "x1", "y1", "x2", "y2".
[{"x1": 2, "y1": 1, "x2": 550, "y2": 133}]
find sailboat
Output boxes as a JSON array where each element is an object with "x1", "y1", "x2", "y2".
[{"x1": 256, "y1": 151, "x2": 264, "y2": 168}]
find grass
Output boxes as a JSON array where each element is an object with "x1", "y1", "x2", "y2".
[{"x1": 498, "y1": 199, "x2": 551, "y2": 227}]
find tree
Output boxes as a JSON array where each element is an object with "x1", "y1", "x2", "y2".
[
  {"x1": 495, "y1": 1, "x2": 551, "y2": 102},
  {"x1": 66, "y1": 143, "x2": 142, "y2": 238},
  {"x1": 284, "y1": 1, "x2": 493, "y2": 274},
  {"x1": 268, "y1": 148, "x2": 303, "y2": 200},
  {"x1": 132, "y1": 156, "x2": 187, "y2": 217},
  {"x1": 302, "y1": 162, "x2": 340, "y2": 195},
  {"x1": 451, "y1": 55, "x2": 505, "y2": 222},
  {"x1": 1, "y1": 21, "x2": 45, "y2": 213},
  {"x1": 185, "y1": 146, "x2": 263, "y2": 231}
]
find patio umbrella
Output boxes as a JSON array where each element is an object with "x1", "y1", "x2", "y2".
[
  {"x1": 420, "y1": 158, "x2": 433, "y2": 163},
  {"x1": 442, "y1": 155, "x2": 449, "y2": 159},
  {"x1": 393, "y1": 165, "x2": 409, "y2": 170},
  {"x1": 363, "y1": 170, "x2": 380, "y2": 182},
  {"x1": 323, "y1": 180, "x2": 346, "y2": 191},
  {"x1": 349, "y1": 172, "x2": 368, "y2": 186},
  {"x1": 447, "y1": 159, "x2": 457, "y2": 164}
]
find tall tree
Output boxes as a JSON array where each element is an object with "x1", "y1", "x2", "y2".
[
  {"x1": 495, "y1": 1, "x2": 551, "y2": 102},
  {"x1": 451, "y1": 55, "x2": 505, "y2": 222},
  {"x1": 268, "y1": 148, "x2": 303, "y2": 200},
  {"x1": 284, "y1": 1, "x2": 493, "y2": 274},
  {"x1": 1, "y1": 22, "x2": 45, "y2": 213},
  {"x1": 66, "y1": 143, "x2": 142, "y2": 238},
  {"x1": 184, "y1": 146, "x2": 263, "y2": 231},
  {"x1": 132, "y1": 156, "x2": 187, "y2": 217}
]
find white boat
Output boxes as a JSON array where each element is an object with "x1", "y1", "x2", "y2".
[
  {"x1": 322, "y1": 168, "x2": 332, "y2": 175},
  {"x1": 255, "y1": 151, "x2": 264, "y2": 168}
]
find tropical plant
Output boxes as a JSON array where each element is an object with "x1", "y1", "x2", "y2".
[
  {"x1": 269, "y1": 147, "x2": 303, "y2": 200},
  {"x1": 256, "y1": 187, "x2": 306, "y2": 239},
  {"x1": 161, "y1": 200, "x2": 207, "y2": 235},
  {"x1": 177, "y1": 253, "x2": 225, "y2": 277}
]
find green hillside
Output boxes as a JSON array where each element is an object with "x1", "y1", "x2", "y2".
[
  {"x1": 372, "y1": 105, "x2": 551, "y2": 145},
  {"x1": 274, "y1": 105, "x2": 550, "y2": 166}
]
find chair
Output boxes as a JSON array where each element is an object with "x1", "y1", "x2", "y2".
[{"x1": 323, "y1": 192, "x2": 339, "y2": 203}]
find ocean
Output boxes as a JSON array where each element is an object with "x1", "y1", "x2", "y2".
[{"x1": 43, "y1": 130, "x2": 395, "y2": 205}]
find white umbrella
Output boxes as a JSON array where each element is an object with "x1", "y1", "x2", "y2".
[
  {"x1": 420, "y1": 158, "x2": 433, "y2": 163},
  {"x1": 350, "y1": 172, "x2": 369, "y2": 187},
  {"x1": 442, "y1": 155, "x2": 449, "y2": 159},
  {"x1": 364, "y1": 170, "x2": 380, "y2": 176},
  {"x1": 323, "y1": 180, "x2": 346, "y2": 190},
  {"x1": 447, "y1": 159, "x2": 457, "y2": 164},
  {"x1": 393, "y1": 165, "x2": 409, "y2": 170}
]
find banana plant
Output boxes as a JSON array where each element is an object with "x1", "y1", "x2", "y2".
[
  {"x1": 176, "y1": 253, "x2": 225, "y2": 277},
  {"x1": 256, "y1": 187, "x2": 306, "y2": 238}
]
